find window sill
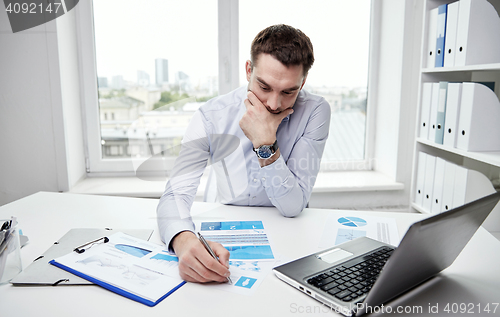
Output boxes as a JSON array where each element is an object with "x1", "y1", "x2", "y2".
[
  {"x1": 69, "y1": 171, "x2": 404, "y2": 199},
  {"x1": 313, "y1": 171, "x2": 404, "y2": 192}
]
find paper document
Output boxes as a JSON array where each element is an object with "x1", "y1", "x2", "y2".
[
  {"x1": 198, "y1": 220, "x2": 277, "y2": 295},
  {"x1": 50, "y1": 232, "x2": 184, "y2": 306},
  {"x1": 12, "y1": 228, "x2": 153, "y2": 285},
  {"x1": 319, "y1": 214, "x2": 400, "y2": 250},
  {"x1": 200, "y1": 221, "x2": 275, "y2": 260}
]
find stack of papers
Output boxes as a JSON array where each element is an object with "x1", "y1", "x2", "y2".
[
  {"x1": 198, "y1": 220, "x2": 277, "y2": 295},
  {"x1": 50, "y1": 220, "x2": 278, "y2": 302}
]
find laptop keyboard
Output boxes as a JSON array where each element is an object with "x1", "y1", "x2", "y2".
[{"x1": 306, "y1": 246, "x2": 395, "y2": 303}]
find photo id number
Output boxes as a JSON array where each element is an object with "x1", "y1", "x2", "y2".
[{"x1": 5, "y1": 2, "x2": 63, "y2": 14}]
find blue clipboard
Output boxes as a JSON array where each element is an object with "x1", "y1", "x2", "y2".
[{"x1": 49, "y1": 259, "x2": 186, "y2": 307}]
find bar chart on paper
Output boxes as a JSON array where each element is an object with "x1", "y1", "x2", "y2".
[
  {"x1": 197, "y1": 220, "x2": 278, "y2": 295},
  {"x1": 201, "y1": 234, "x2": 269, "y2": 245},
  {"x1": 199, "y1": 220, "x2": 275, "y2": 260}
]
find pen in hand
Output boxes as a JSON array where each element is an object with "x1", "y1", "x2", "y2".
[{"x1": 197, "y1": 232, "x2": 232, "y2": 284}]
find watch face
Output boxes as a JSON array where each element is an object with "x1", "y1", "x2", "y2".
[{"x1": 257, "y1": 146, "x2": 272, "y2": 159}]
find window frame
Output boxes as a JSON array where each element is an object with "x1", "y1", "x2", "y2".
[{"x1": 76, "y1": 0, "x2": 377, "y2": 176}]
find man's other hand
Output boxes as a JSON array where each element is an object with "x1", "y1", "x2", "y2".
[{"x1": 240, "y1": 90, "x2": 293, "y2": 148}]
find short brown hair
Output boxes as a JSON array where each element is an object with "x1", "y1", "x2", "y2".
[{"x1": 250, "y1": 24, "x2": 314, "y2": 76}]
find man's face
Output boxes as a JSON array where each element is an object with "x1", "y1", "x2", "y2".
[{"x1": 246, "y1": 53, "x2": 306, "y2": 114}]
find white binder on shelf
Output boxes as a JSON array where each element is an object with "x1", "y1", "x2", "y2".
[
  {"x1": 452, "y1": 165, "x2": 495, "y2": 208},
  {"x1": 419, "y1": 83, "x2": 433, "y2": 139},
  {"x1": 434, "y1": 4, "x2": 448, "y2": 67},
  {"x1": 428, "y1": 83, "x2": 440, "y2": 142},
  {"x1": 422, "y1": 154, "x2": 437, "y2": 213},
  {"x1": 454, "y1": 0, "x2": 500, "y2": 66},
  {"x1": 442, "y1": 83, "x2": 462, "y2": 148},
  {"x1": 431, "y1": 157, "x2": 446, "y2": 214},
  {"x1": 456, "y1": 82, "x2": 500, "y2": 152},
  {"x1": 452, "y1": 165, "x2": 470, "y2": 207},
  {"x1": 435, "y1": 82, "x2": 448, "y2": 144},
  {"x1": 452, "y1": 165, "x2": 499, "y2": 232},
  {"x1": 426, "y1": 7, "x2": 439, "y2": 68},
  {"x1": 414, "y1": 151, "x2": 427, "y2": 207},
  {"x1": 443, "y1": 1, "x2": 459, "y2": 67},
  {"x1": 440, "y1": 160, "x2": 456, "y2": 213}
]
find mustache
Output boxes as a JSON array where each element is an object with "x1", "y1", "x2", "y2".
[
  {"x1": 266, "y1": 107, "x2": 282, "y2": 114},
  {"x1": 246, "y1": 88, "x2": 284, "y2": 114}
]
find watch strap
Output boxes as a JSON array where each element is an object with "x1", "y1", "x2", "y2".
[
  {"x1": 270, "y1": 139, "x2": 278, "y2": 153},
  {"x1": 253, "y1": 140, "x2": 279, "y2": 159}
]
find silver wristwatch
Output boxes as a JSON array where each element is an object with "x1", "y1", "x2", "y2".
[{"x1": 253, "y1": 140, "x2": 279, "y2": 159}]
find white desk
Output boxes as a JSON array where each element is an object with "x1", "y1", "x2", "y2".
[{"x1": 1, "y1": 192, "x2": 499, "y2": 316}]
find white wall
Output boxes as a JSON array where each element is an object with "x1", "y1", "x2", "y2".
[
  {"x1": 366, "y1": 0, "x2": 422, "y2": 208},
  {"x1": 393, "y1": 0, "x2": 424, "y2": 205},
  {"x1": 56, "y1": 10, "x2": 86, "y2": 189},
  {"x1": 372, "y1": 0, "x2": 422, "y2": 180},
  {"x1": 310, "y1": 0, "x2": 422, "y2": 210},
  {"x1": 0, "y1": 9, "x2": 85, "y2": 206},
  {"x1": 372, "y1": 0, "x2": 406, "y2": 179}
]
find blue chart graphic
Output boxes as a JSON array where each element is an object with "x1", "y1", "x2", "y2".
[
  {"x1": 115, "y1": 244, "x2": 152, "y2": 258},
  {"x1": 150, "y1": 253, "x2": 179, "y2": 262},
  {"x1": 235, "y1": 276, "x2": 257, "y2": 289},
  {"x1": 229, "y1": 261, "x2": 261, "y2": 272},
  {"x1": 335, "y1": 229, "x2": 366, "y2": 245},
  {"x1": 202, "y1": 234, "x2": 269, "y2": 245},
  {"x1": 338, "y1": 217, "x2": 367, "y2": 227},
  {"x1": 225, "y1": 245, "x2": 274, "y2": 260},
  {"x1": 201, "y1": 221, "x2": 264, "y2": 231}
]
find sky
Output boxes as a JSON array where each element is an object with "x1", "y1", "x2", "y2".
[{"x1": 93, "y1": 0, "x2": 371, "y2": 89}]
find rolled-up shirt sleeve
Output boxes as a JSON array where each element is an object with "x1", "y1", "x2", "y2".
[{"x1": 259, "y1": 101, "x2": 331, "y2": 217}]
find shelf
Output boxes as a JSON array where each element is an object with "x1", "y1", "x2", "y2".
[
  {"x1": 416, "y1": 138, "x2": 500, "y2": 167},
  {"x1": 422, "y1": 63, "x2": 500, "y2": 73}
]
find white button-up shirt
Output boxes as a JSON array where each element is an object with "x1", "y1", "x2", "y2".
[{"x1": 157, "y1": 86, "x2": 331, "y2": 251}]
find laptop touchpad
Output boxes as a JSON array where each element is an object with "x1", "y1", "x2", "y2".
[{"x1": 316, "y1": 248, "x2": 353, "y2": 264}]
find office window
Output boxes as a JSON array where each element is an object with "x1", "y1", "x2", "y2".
[
  {"x1": 92, "y1": 0, "x2": 218, "y2": 162},
  {"x1": 83, "y1": 0, "x2": 372, "y2": 174},
  {"x1": 239, "y1": 0, "x2": 371, "y2": 167}
]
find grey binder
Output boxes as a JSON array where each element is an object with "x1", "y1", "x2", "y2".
[{"x1": 11, "y1": 228, "x2": 154, "y2": 285}]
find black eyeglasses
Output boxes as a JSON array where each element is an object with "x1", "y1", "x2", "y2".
[{"x1": 73, "y1": 236, "x2": 109, "y2": 254}]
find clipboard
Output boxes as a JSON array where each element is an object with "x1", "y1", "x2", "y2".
[
  {"x1": 11, "y1": 228, "x2": 153, "y2": 286},
  {"x1": 49, "y1": 232, "x2": 185, "y2": 306}
]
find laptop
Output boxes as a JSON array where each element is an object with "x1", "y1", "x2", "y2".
[{"x1": 273, "y1": 191, "x2": 500, "y2": 316}]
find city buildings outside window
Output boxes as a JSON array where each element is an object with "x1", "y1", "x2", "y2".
[{"x1": 92, "y1": 0, "x2": 370, "y2": 171}]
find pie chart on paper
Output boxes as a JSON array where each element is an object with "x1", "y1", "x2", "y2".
[{"x1": 338, "y1": 217, "x2": 367, "y2": 227}]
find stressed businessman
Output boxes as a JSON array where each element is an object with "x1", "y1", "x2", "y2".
[{"x1": 157, "y1": 24, "x2": 331, "y2": 283}]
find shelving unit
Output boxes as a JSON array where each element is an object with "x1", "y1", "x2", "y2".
[
  {"x1": 411, "y1": 0, "x2": 500, "y2": 233},
  {"x1": 416, "y1": 138, "x2": 500, "y2": 167},
  {"x1": 421, "y1": 63, "x2": 500, "y2": 100},
  {"x1": 422, "y1": 63, "x2": 500, "y2": 73}
]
